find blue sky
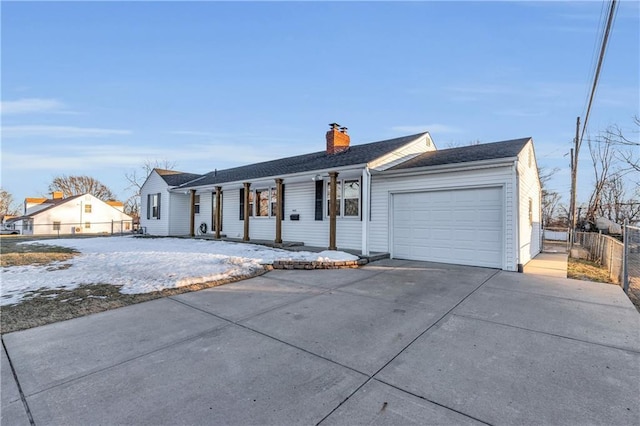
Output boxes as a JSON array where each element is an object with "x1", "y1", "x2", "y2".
[{"x1": 2, "y1": 1, "x2": 639, "y2": 210}]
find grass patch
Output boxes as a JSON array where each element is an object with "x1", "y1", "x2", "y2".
[
  {"x1": 567, "y1": 258, "x2": 614, "y2": 284},
  {"x1": 1, "y1": 252, "x2": 77, "y2": 267}
]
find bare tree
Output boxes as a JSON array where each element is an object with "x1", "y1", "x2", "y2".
[
  {"x1": 124, "y1": 160, "x2": 177, "y2": 219},
  {"x1": 49, "y1": 175, "x2": 116, "y2": 201},
  {"x1": 585, "y1": 134, "x2": 615, "y2": 225},
  {"x1": 599, "y1": 176, "x2": 640, "y2": 225},
  {"x1": 539, "y1": 167, "x2": 563, "y2": 227},
  {"x1": 0, "y1": 188, "x2": 21, "y2": 219},
  {"x1": 606, "y1": 117, "x2": 640, "y2": 179}
]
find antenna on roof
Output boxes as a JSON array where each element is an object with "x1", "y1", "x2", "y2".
[{"x1": 214, "y1": 169, "x2": 217, "y2": 176}]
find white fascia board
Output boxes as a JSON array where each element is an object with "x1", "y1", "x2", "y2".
[
  {"x1": 368, "y1": 133, "x2": 434, "y2": 171},
  {"x1": 168, "y1": 164, "x2": 368, "y2": 193},
  {"x1": 372, "y1": 157, "x2": 518, "y2": 178}
]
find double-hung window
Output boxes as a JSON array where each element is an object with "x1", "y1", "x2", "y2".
[
  {"x1": 194, "y1": 195, "x2": 200, "y2": 214},
  {"x1": 241, "y1": 188, "x2": 281, "y2": 219},
  {"x1": 327, "y1": 179, "x2": 360, "y2": 218},
  {"x1": 148, "y1": 193, "x2": 161, "y2": 219}
]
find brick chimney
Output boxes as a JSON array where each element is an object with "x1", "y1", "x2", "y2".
[
  {"x1": 51, "y1": 191, "x2": 64, "y2": 200},
  {"x1": 326, "y1": 123, "x2": 350, "y2": 155}
]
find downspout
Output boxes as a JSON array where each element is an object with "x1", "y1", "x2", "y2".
[
  {"x1": 361, "y1": 167, "x2": 371, "y2": 256},
  {"x1": 513, "y1": 160, "x2": 522, "y2": 272}
]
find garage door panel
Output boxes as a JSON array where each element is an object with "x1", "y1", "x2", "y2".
[{"x1": 392, "y1": 188, "x2": 503, "y2": 268}]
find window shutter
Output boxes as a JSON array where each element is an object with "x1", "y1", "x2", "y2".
[
  {"x1": 281, "y1": 184, "x2": 285, "y2": 220},
  {"x1": 239, "y1": 188, "x2": 245, "y2": 220},
  {"x1": 157, "y1": 193, "x2": 161, "y2": 220},
  {"x1": 146, "y1": 194, "x2": 150, "y2": 220},
  {"x1": 314, "y1": 180, "x2": 323, "y2": 221}
]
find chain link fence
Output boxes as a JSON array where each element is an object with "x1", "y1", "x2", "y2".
[
  {"x1": 623, "y1": 225, "x2": 640, "y2": 298},
  {"x1": 2, "y1": 220, "x2": 137, "y2": 237},
  {"x1": 574, "y1": 227, "x2": 640, "y2": 297}
]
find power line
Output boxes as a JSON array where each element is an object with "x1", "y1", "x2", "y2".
[{"x1": 580, "y1": 0, "x2": 618, "y2": 148}]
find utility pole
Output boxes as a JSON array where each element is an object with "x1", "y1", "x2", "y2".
[{"x1": 569, "y1": 116, "x2": 580, "y2": 247}]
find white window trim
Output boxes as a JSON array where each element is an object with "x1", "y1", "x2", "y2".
[
  {"x1": 251, "y1": 188, "x2": 279, "y2": 219},
  {"x1": 194, "y1": 194, "x2": 201, "y2": 215},
  {"x1": 326, "y1": 178, "x2": 361, "y2": 219}
]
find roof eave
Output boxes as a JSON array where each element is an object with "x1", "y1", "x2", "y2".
[
  {"x1": 170, "y1": 163, "x2": 369, "y2": 192},
  {"x1": 375, "y1": 156, "x2": 519, "y2": 178}
]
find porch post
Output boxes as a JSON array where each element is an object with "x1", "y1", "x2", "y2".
[
  {"x1": 243, "y1": 182, "x2": 251, "y2": 241},
  {"x1": 275, "y1": 178, "x2": 283, "y2": 244},
  {"x1": 189, "y1": 189, "x2": 196, "y2": 237},
  {"x1": 215, "y1": 186, "x2": 222, "y2": 239},
  {"x1": 328, "y1": 171, "x2": 338, "y2": 250}
]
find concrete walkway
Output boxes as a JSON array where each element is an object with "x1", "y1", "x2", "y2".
[
  {"x1": 524, "y1": 252, "x2": 568, "y2": 278},
  {"x1": 2, "y1": 260, "x2": 639, "y2": 425}
]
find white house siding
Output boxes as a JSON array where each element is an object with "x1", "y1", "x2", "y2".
[
  {"x1": 168, "y1": 192, "x2": 191, "y2": 236},
  {"x1": 213, "y1": 182, "x2": 361, "y2": 250},
  {"x1": 29, "y1": 194, "x2": 132, "y2": 235},
  {"x1": 140, "y1": 171, "x2": 170, "y2": 236},
  {"x1": 517, "y1": 141, "x2": 542, "y2": 266},
  {"x1": 370, "y1": 165, "x2": 518, "y2": 271}
]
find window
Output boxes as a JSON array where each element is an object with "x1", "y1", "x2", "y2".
[
  {"x1": 240, "y1": 187, "x2": 284, "y2": 220},
  {"x1": 85, "y1": 204, "x2": 92, "y2": 213},
  {"x1": 194, "y1": 194, "x2": 200, "y2": 214},
  {"x1": 326, "y1": 179, "x2": 360, "y2": 218},
  {"x1": 148, "y1": 193, "x2": 161, "y2": 219},
  {"x1": 124, "y1": 222, "x2": 131, "y2": 230},
  {"x1": 53, "y1": 222, "x2": 61, "y2": 231},
  {"x1": 528, "y1": 198, "x2": 533, "y2": 226},
  {"x1": 256, "y1": 189, "x2": 269, "y2": 217},
  {"x1": 85, "y1": 221, "x2": 91, "y2": 229},
  {"x1": 343, "y1": 180, "x2": 360, "y2": 217}
]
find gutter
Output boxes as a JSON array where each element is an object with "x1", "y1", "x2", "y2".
[{"x1": 361, "y1": 166, "x2": 372, "y2": 256}]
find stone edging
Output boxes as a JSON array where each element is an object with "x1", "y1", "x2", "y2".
[{"x1": 270, "y1": 259, "x2": 368, "y2": 270}]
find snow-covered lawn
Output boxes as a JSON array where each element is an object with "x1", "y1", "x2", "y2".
[{"x1": 0, "y1": 237, "x2": 358, "y2": 306}]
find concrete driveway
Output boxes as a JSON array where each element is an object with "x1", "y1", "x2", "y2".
[{"x1": 2, "y1": 260, "x2": 639, "y2": 425}]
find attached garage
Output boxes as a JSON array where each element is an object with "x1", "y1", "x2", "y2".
[{"x1": 392, "y1": 187, "x2": 503, "y2": 268}]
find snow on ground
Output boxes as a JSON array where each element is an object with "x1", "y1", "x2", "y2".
[{"x1": 0, "y1": 236, "x2": 359, "y2": 306}]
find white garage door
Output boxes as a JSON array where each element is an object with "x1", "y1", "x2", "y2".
[{"x1": 392, "y1": 187, "x2": 503, "y2": 268}]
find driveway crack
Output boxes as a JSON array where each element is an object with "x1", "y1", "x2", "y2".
[{"x1": 2, "y1": 337, "x2": 36, "y2": 425}]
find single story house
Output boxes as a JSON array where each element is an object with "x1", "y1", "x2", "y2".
[
  {"x1": 141, "y1": 124, "x2": 541, "y2": 271},
  {"x1": 6, "y1": 192, "x2": 133, "y2": 235}
]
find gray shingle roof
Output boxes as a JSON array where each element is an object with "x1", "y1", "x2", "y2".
[
  {"x1": 178, "y1": 133, "x2": 427, "y2": 188},
  {"x1": 156, "y1": 169, "x2": 204, "y2": 186},
  {"x1": 389, "y1": 137, "x2": 531, "y2": 170}
]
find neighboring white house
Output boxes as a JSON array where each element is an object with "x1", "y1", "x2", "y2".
[
  {"x1": 141, "y1": 124, "x2": 541, "y2": 271},
  {"x1": 6, "y1": 192, "x2": 133, "y2": 235}
]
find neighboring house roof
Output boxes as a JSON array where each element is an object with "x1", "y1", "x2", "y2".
[
  {"x1": 178, "y1": 133, "x2": 427, "y2": 188},
  {"x1": 155, "y1": 169, "x2": 204, "y2": 186},
  {"x1": 389, "y1": 137, "x2": 531, "y2": 171},
  {"x1": 18, "y1": 194, "x2": 129, "y2": 219},
  {"x1": 23, "y1": 194, "x2": 85, "y2": 217}
]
